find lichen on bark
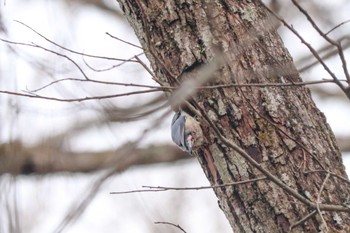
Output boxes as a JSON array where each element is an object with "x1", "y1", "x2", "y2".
[{"x1": 117, "y1": 0, "x2": 350, "y2": 232}]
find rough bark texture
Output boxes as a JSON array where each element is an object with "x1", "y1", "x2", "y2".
[{"x1": 117, "y1": 0, "x2": 350, "y2": 232}]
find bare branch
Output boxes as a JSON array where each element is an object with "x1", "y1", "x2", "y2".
[
  {"x1": 290, "y1": 210, "x2": 317, "y2": 230},
  {"x1": 14, "y1": 20, "x2": 135, "y2": 62},
  {"x1": 290, "y1": 0, "x2": 350, "y2": 84},
  {"x1": 201, "y1": 79, "x2": 347, "y2": 89},
  {"x1": 82, "y1": 52, "x2": 144, "y2": 72},
  {"x1": 316, "y1": 173, "x2": 330, "y2": 232},
  {"x1": 106, "y1": 32, "x2": 143, "y2": 49},
  {"x1": 134, "y1": 55, "x2": 156, "y2": 78},
  {"x1": 0, "y1": 38, "x2": 90, "y2": 80},
  {"x1": 0, "y1": 142, "x2": 188, "y2": 175},
  {"x1": 297, "y1": 37, "x2": 350, "y2": 73},
  {"x1": 303, "y1": 170, "x2": 350, "y2": 185},
  {"x1": 110, "y1": 177, "x2": 266, "y2": 194},
  {"x1": 326, "y1": 19, "x2": 350, "y2": 36},
  {"x1": 30, "y1": 76, "x2": 344, "y2": 95},
  {"x1": 263, "y1": 4, "x2": 350, "y2": 99},
  {"x1": 154, "y1": 221, "x2": 187, "y2": 233},
  {"x1": 0, "y1": 89, "x2": 162, "y2": 102},
  {"x1": 28, "y1": 77, "x2": 171, "y2": 93}
]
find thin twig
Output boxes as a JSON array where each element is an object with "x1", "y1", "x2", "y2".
[
  {"x1": 0, "y1": 38, "x2": 90, "y2": 80},
  {"x1": 316, "y1": 173, "x2": 330, "y2": 232},
  {"x1": 290, "y1": 210, "x2": 317, "y2": 230},
  {"x1": 15, "y1": 20, "x2": 136, "y2": 62},
  {"x1": 304, "y1": 169, "x2": 350, "y2": 185},
  {"x1": 134, "y1": 55, "x2": 157, "y2": 79},
  {"x1": 263, "y1": 4, "x2": 349, "y2": 98},
  {"x1": 106, "y1": 32, "x2": 143, "y2": 49},
  {"x1": 326, "y1": 19, "x2": 350, "y2": 36},
  {"x1": 110, "y1": 177, "x2": 266, "y2": 194},
  {"x1": 143, "y1": 177, "x2": 266, "y2": 190},
  {"x1": 29, "y1": 77, "x2": 344, "y2": 94},
  {"x1": 290, "y1": 0, "x2": 350, "y2": 84},
  {"x1": 298, "y1": 40, "x2": 350, "y2": 73},
  {"x1": 82, "y1": 52, "x2": 142, "y2": 72},
  {"x1": 28, "y1": 77, "x2": 171, "y2": 93},
  {"x1": 154, "y1": 221, "x2": 187, "y2": 233},
  {"x1": 0, "y1": 89, "x2": 162, "y2": 102},
  {"x1": 201, "y1": 79, "x2": 346, "y2": 89}
]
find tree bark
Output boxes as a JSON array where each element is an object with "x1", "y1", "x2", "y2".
[{"x1": 117, "y1": 0, "x2": 350, "y2": 232}]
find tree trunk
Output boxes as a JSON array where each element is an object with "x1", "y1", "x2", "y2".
[{"x1": 117, "y1": 0, "x2": 350, "y2": 232}]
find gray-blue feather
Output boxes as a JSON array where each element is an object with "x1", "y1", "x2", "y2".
[{"x1": 171, "y1": 111, "x2": 191, "y2": 153}]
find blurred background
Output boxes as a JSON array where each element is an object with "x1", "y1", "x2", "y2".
[{"x1": 0, "y1": 0, "x2": 349, "y2": 232}]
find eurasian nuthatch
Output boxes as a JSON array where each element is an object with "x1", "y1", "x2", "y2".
[{"x1": 171, "y1": 111, "x2": 203, "y2": 154}]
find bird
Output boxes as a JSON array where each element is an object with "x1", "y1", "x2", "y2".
[{"x1": 171, "y1": 111, "x2": 203, "y2": 154}]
